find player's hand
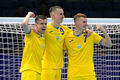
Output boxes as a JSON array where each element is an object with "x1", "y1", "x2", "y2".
[
  {"x1": 27, "y1": 11, "x2": 35, "y2": 18},
  {"x1": 96, "y1": 25, "x2": 106, "y2": 33},
  {"x1": 84, "y1": 30, "x2": 93, "y2": 37}
]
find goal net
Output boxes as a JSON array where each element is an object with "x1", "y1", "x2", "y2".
[{"x1": 0, "y1": 18, "x2": 120, "y2": 80}]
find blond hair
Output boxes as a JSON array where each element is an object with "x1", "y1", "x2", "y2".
[{"x1": 74, "y1": 13, "x2": 87, "y2": 21}]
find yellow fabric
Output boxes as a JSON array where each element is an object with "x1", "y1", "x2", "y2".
[
  {"x1": 21, "y1": 70, "x2": 41, "y2": 80},
  {"x1": 41, "y1": 69, "x2": 61, "y2": 80},
  {"x1": 42, "y1": 23, "x2": 72, "y2": 69},
  {"x1": 68, "y1": 76, "x2": 96, "y2": 80},
  {"x1": 20, "y1": 29, "x2": 45, "y2": 73},
  {"x1": 65, "y1": 31, "x2": 103, "y2": 77}
]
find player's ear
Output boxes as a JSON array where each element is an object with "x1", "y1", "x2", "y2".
[
  {"x1": 50, "y1": 12, "x2": 55, "y2": 18},
  {"x1": 34, "y1": 24, "x2": 37, "y2": 26},
  {"x1": 50, "y1": 12, "x2": 52, "y2": 17},
  {"x1": 34, "y1": 24, "x2": 39, "y2": 28}
]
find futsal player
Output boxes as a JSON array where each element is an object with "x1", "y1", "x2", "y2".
[
  {"x1": 65, "y1": 13, "x2": 112, "y2": 80},
  {"x1": 41, "y1": 6, "x2": 72, "y2": 80},
  {"x1": 20, "y1": 12, "x2": 47, "y2": 80}
]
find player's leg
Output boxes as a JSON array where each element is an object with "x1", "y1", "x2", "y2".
[{"x1": 21, "y1": 70, "x2": 41, "y2": 80}]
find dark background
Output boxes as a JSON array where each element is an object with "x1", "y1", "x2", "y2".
[{"x1": 0, "y1": 0, "x2": 120, "y2": 18}]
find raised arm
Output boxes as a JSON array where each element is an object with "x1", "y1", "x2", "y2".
[
  {"x1": 22, "y1": 12, "x2": 35, "y2": 34},
  {"x1": 96, "y1": 25, "x2": 112, "y2": 48}
]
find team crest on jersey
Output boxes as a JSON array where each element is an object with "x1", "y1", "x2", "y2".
[
  {"x1": 77, "y1": 44, "x2": 81, "y2": 49},
  {"x1": 42, "y1": 43, "x2": 44, "y2": 48},
  {"x1": 60, "y1": 28, "x2": 64, "y2": 35},
  {"x1": 56, "y1": 36, "x2": 59, "y2": 41}
]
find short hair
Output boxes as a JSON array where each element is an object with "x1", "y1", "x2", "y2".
[
  {"x1": 49, "y1": 6, "x2": 62, "y2": 14},
  {"x1": 35, "y1": 15, "x2": 47, "y2": 23},
  {"x1": 74, "y1": 13, "x2": 87, "y2": 21}
]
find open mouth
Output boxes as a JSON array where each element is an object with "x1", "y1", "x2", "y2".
[{"x1": 42, "y1": 29, "x2": 46, "y2": 31}]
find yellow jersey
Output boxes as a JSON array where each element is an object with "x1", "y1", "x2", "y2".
[
  {"x1": 42, "y1": 23, "x2": 72, "y2": 69},
  {"x1": 20, "y1": 29, "x2": 45, "y2": 73},
  {"x1": 65, "y1": 31, "x2": 103, "y2": 77}
]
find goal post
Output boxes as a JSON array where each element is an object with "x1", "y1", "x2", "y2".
[{"x1": 0, "y1": 17, "x2": 120, "y2": 80}]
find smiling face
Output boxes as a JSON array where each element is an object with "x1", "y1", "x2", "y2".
[
  {"x1": 53, "y1": 8, "x2": 64, "y2": 24},
  {"x1": 49, "y1": 6, "x2": 64, "y2": 24},
  {"x1": 75, "y1": 17, "x2": 87, "y2": 30},
  {"x1": 74, "y1": 13, "x2": 88, "y2": 31}
]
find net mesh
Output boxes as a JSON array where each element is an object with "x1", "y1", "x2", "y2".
[{"x1": 0, "y1": 18, "x2": 120, "y2": 80}]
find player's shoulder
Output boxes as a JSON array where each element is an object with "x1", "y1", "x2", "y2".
[
  {"x1": 60, "y1": 24, "x2": 68, "y2": 28},
  {"x1": 46, "y1": 23, "x2": 53, "y2": 31},
  {"x1": 89, "y1": 32, "x2": 100, "y2": 38},
  {"x1": 47, "y1": 23, "x2": 52, "y2": 28},
  {"x1": 91, "y1": 32, "x2": 98, "y2": 36},
  {"x1": 47, "y1": 23, "x2": 51, "y2": 26},
  {"x1": 66, "y1": 31, "x2": 74, "y2": 37},
  {"x1": 24, "y1": 28, "x2": 34, "y2": 38},
  {"x1": 60, "y1": 24, "x2": 71, "y2": 31}
]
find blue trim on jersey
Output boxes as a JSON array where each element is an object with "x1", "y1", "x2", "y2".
[
  {"x1": 38, "y1": 35, "x2": 43, "y2": 38},
  {"x1": 69, "y1": 40, "x2": 73, "y2": 42},
  {"x1": 51, "y1": 24, "x2": 59, "y2": 29},
  {"x1": 99, "y1": 38, "x2": 104, "y2": 45},
  {"x1": 23, "y1": 24, "x2": 31, "y2": 34},
  {"x1": 76, "y1": 34, "x2": 80, "y2": 37},
  {"x1": 56, "y1": 27, "x2": 59, "y2": 29},
  {"x1": 49, "y1": 31, "x2": 53, "y2": 33},
  {"x1": 25, "y1": 28, "x2": 31, "y2": 34},
  {"x1": 73, "y1": 32, "x2": 83, "y2": 37}
]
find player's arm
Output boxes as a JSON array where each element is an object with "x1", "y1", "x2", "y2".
[
  {"x1": 96, "y1": 25, "x2": 112, "y2": 48},
  {"x1": 63, "y1": 41, "x2": 68, "y2": 55},
  {"x1": 22, "y1": 11, "x2": 35, "y2": 34}
]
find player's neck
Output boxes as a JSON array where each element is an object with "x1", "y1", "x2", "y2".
[
  {"x1": 33, "y1": 27, "x2": 42, "y2": 35},
  {"x1": 75, "y1": 29, "x2": 83, "y2": 35},
  {"x1": 51, "y1": 21, "x2": 60, "y2": 27}
]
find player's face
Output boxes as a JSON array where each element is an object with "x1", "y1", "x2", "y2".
[
  {"x1": 36, "y1": 19, "x2": 47, "y2": 34},
  {"x1": 54, "y1": 8, "x2": 64, "y2": 24},
  {"x1": 75, "y1": 17, "x2": 87, "y2": 30}
]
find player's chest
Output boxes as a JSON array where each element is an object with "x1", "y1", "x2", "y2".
[
  {"x1": 47, "y1": 29, "x2": 65, "y2": 41},
  {"x1": 67, "y1": 36, "x2": 93, "y2": 50}
]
